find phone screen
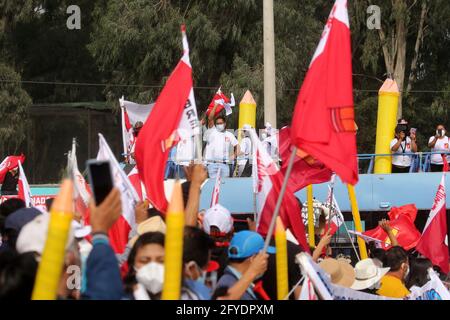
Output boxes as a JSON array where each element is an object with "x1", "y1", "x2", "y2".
[{"x1": 87, "y1": 160, "x2": 113, "y2": 205}]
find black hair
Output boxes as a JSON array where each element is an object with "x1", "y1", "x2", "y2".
[
  {"x1": 0, "y1": 252, "x2": 38, "y2": 300},
  {"x1": 123, "y1": 232, "x2": 165, "y2": 294},
  {"x1": 0, "y1": 198, "x2": 26, "y2": 233},
  {"x1": 147, "y1": 208, "x2": 164, "y2": 220},
  {"x1": 45, "y1": 198, "x2": 54, "y2": 212},
  {"x1": 367, "y1": 241, "x2": 387, "y2": 266},
  {"x1": 215, "y1": 116, "x2": 226, "y2": 124},
  {"x1": 385, "y1": 246, "x2": 408, "y2": 272},
  {"x1": 406, "y1": 257, "x2": 433, "y2": 289},
  {"x1": 183, "y1": 226, "x2": 215, "y2": 269}
]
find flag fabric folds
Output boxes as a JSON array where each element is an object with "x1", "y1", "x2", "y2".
[
  {"x1": 136, "y1": 25, "x2": 199, "y2": 213},
  {"x1": 210, "y1": 168, "x2": 222, "y2": 207},
  {"x1": 416, "y1": 175, "x2": 449, "y2": 274},
  {"x1": 290, "y1": 0, "x2": 358, "y2": 185},
  {"x1": 0, "y1": 154, "x2": 25, "y2": 184},
  {"x1": 17, "y1": 160, "x2": 33, "y2": 207},
  {"x1": 206, "y1": 88, "x2": 235, "y2": 116}
]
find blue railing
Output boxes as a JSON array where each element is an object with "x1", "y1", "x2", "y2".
[{"x1": 359, "y1": 151, "x2": 450, "y2": 174}]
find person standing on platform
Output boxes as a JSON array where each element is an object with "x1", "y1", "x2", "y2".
[
  {"x1": 390, "y1": 122, "x2": 417, "y2": 173},
  {"x1": 428, "y1": 124, "x2": 450, "y2": 172}
]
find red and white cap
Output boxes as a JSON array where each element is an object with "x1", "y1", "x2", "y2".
[{"x1": 202, "y1": 204, "x2": 233, "y2": 235}]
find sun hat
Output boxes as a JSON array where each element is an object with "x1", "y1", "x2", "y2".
[
  {"x1": 351, "y1": 258, "x2": 390, "y2": 291},
  {"x1": 319, "y1": 258, "x2": 355, "y2": 288},
  {"x1": 128, "y1": 215, "x2": 167, "y2": 247}
]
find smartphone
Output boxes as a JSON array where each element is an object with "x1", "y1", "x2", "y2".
[{"x1": 86, "y1": 160, "x2": 113, "y2": 205}]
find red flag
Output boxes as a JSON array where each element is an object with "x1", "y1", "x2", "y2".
[
  {"x1": 290, "y1": 0, "x2": 358, "y2": 185},
  {"x1": 128, "y1": 166, "x2": 145, "y2": 201},
  {"x1": 251, "y1": 129, "x2": 310, "y2": 253},
  {"x1": 416, "y1": 175, "x2": 449, "y2": 274},
  {"x1": 206, "y1": 88, "x2": 235, "y2": 117},
  {"x1": 279, "y1": 127, "x2": 332, "y2": 192},
  {"x1": 136, "y1": 25, "x2": 199, "y2": 213},
  {"x1": 363, "y1": 204, "x2": 421, "y2": 250},
  {"x1": 0, "y1": 154, "x2": 25, "y2": 184}
]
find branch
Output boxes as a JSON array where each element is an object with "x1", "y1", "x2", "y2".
[
  {"x1": 378, "y1": 27, "x2": 394, "y2": 76},
  {"x1": 406, "y1": 0, "x2": 427, "y2": 94}
]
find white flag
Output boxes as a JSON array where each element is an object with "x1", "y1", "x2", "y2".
[{"x1": 18, "y1": 161, "x2": 33, "y2": 208}]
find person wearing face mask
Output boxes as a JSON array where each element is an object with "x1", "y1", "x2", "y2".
[
  {"x1": 181, "y1": 226, "x2": 216, "y2": 300},
  {"x1": 205, "y1": 116, "x2": 239, "y2": 178},
  {"x1": 428, "y1": 124, "x2": 450, "y2": 172},
  {"x1": 123, "y1": 232, "x2": 165, "y2": 300},
  {"x1": 351, "y1": 258, "x2": 390, "y2": 294},
  {"x1": 376, "y1": 246, "x2": 411, "y2": 298},
  {"x1": 390, "y1": 121, "x2": 417, "y2": 173},
  {"x1": 237, "y1": 125, "x2": 253, "y2": 177}
]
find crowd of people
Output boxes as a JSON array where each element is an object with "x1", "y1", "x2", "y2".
[{"x1": 0, "y1": 162, "x2": 448, "y2": 300}]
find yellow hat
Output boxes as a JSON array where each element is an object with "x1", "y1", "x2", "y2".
[{"x1": 128, "y1": 216, "x2": 166, "y2": 247}]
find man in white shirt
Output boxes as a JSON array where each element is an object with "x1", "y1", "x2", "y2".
[
  {"x1": 205, "y1": 116, "x2": 239, "y2": 178},
  {"x1": 237, "y1": 126, "x2": 252, "y2": 177},
  {"x1": 428, "y1": 124, "x2": 450, "y2": 172},
  {"x1": 262, "y1": 123, "x2": 278, "y2": 161},
  {"x1": 390, "y1": 124, "x2": 417, "y2": 173}
]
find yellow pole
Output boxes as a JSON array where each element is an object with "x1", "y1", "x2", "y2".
[
  {"x1": 162, "y1": 181, "x2": 185, "y2": 300},
  {"x1": 32, "y1": 179, "x2": 74, "y2": 300},
  {"x1": 307, "y1": 185, "x2": 315, "y2": 248},
  {"x1": 347, "y1": 184, "x2": 368, "y2": 259},
  {"x1": 275, "y1": 217, "x2": 289, "y2": 300},
  {"x1": 239, "y1": 90, "x2": 257, "y2": 131},
  {"x1": 374, "y1": 79, "x2": 399, "y2": 174}
]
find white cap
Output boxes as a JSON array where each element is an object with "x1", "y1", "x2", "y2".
[
  {"x1": 16, "y1": 214, "x2": 75, "y2": 255},
  {"x1": 72, "y1": 220, "x2": 92, "y2": 239},
  {"x1": 203, "y1": 204, "x2": 233, "y2": 234}
]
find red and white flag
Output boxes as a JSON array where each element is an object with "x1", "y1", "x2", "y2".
[
  {"x1": 128, "y1": 166, "x2": 146, "y2": 202},
  {"x1": 290, "y1": 0, "x2": 358, "y2": 185},
  {"x1": 17, "y1": 160, "x2": 33, "y2": 207},
  {"x1": 97, "y1": 134, "x2": 140, "y2": 253},
  {"x1": 120, "y1": 98, "x2": 155, "y2": 163},
  {"x1": 324, "y1": 180, "x2": 345, "y2": 236},
  {"x1": 250, "y1": 129, "x2": 310, "y2": 253},
  {"x1": 416, "y1": 174, "x2": 449, "y2": 274},
  {"x1": 206, "y1": 87, "x2": 235, "y2": 117},
  {"x1": 210, "y1": 168, "x2": 222, "y2": 207},
  {"x1": 68, "y1": 140, "x2": 91, "y2": 222},
  {"x1": 0, "y1": 154, "x2": 25, "y2": 184},
  {"x1": 136, "y1": 25, "x2": 200, "y2": 213}
]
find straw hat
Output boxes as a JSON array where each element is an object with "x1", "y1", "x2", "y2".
[
  {"x1": 319, "y1": 258, "x2": 355, "y2": 288},
  {"x1": 351, "y1": 258, "x2": 390, "y2": 291},
  {"x1": 128, "y1": 216, "x2": 166, "y2": 247}
]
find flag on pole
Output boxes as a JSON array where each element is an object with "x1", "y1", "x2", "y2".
[
  {"x1": 416, "y1": 174, "x2": 449, "y2": 274},
  {"x1": 17, "y1": 160, "x2": 33, "y2": 207},
  {"x1": 210, "y1": 168, "x2": 222, "y2": 207},
  {"x1": 250, "y1": 129, "x2": 310, "y2": 253},
  {"x1": 120, "y1": 98, "x2": 155, "y2": 163},
  {"x1": 136, "y1": 25, "x2": 200, "y2": 213},
  {"x1": 206, "y1": 87, "x2": 235, "y2": 116},
  {"x1": 0, "y1": 154, "x2": 25, "y2": 184},
  {"x1": 68, "y1": 140, "x2": 91, "y2": 222},
  {"x1": 290, "y1": 0, "x2": 358, "y2": 185},
  {"x1": 97, "y1": 134, "x2": 140, "y2": 253},
  {"x1": 279, "y1": 126, "x2": 332, "y2": 192},
  {"x1": 324, "y1": 183, "x2": 345, "y2": 236}
]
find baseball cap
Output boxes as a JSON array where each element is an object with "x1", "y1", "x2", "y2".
[
  {"x1": 202, "y1": 204, "x2": 233, "y2": 235},
  {"x1": 16, "y1": 213, "x2": 75, "y2": 255},
  {"x1": 228, "y1": 231, "x2": 275, "y2": 259},
  {"x1": 4, "y1": 207, "x2": 42, "y2": 232}
]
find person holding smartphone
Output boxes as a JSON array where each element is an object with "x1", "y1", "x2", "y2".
[
  {"x1": 390, "y1": 121, "x2": 418, "y2": 173},
  {"x1": 428, "y1": 124, "x2": 450, "y2": 172}
]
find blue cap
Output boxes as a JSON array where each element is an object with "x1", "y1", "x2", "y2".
[
  {"x1": 228, "y1": 231, "x2": 276, "y2": 259},
  {"x1": 4, "y1": 208, "x2": 42, "y2": 232}
]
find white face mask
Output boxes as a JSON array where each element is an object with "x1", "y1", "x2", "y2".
[
  {"x1": 216, "y1": 124, "x2": 225, "y2": 132},
  {"x1": 135, "y1": 262, "x2": 164, "y2": 294},
  {"x1": 437, "y1": 129, "x2": 446, "y2": 137}
]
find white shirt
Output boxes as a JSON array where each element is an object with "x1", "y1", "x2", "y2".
[
  {"x1": 238, "y1": 137, "x2": 252, "y2": 165},
  {"x1": 390, "y1": 137, "x2": 413, "y2": 167},
  {"x1": 206, "y1": 130, "x2": 238, "y2": 162},
  {"x1": 428, "y1": 136, "x2": 450, "y2": 164},
  {"x1": 176, "y1": 136, "x2": 194, "y2": 166},
  {"x1": 263, "y1": 134, "x2": 278, "y2": 159}
]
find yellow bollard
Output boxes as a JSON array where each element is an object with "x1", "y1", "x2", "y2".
[
  {"x1": 238, "y1": 90, "x2": 257, "y2": 131},
  {"x1": 32, "y1": 179, "x2": 74, "y2": 300},
  {"x1": 347, "y1": 184, "x2": 368, "y2": 259},
  {"x1": 374, "y1": 79, "x2": 399, "y2": 174},
  {"x1": 162, "y1": 181, "x2": 185, "y2": 300},
  {"x1": 307, "y1": 185, "x2": 315, "y2": 248},
  {"x1": 275, "y1": 217, "x2": 289, "y2": 300}
]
